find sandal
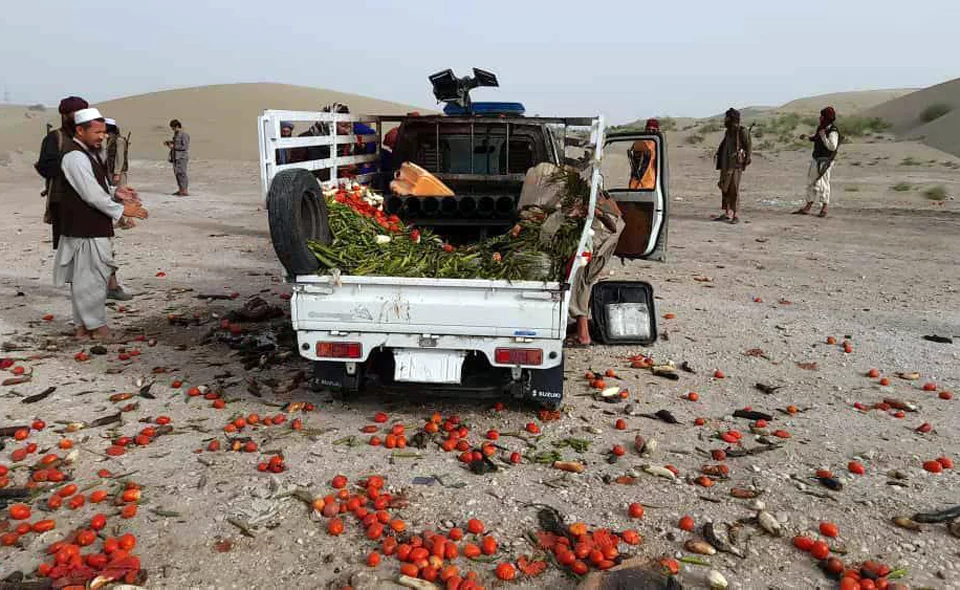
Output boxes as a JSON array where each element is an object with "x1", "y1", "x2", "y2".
[
  {"x1": 712, "y1": 214, "x2": 731, "y2": 222},
  {"x1": 729, "y1": 217, "x2": 741, "y2": 224},
  {"x1": 792, "y1": 209, "x2": 810, "y2": 215},
  {"x1": 563, "y1": 337, "x2": 591, "y2": 349},
  {"x1": 817, "y1": 210, "x2": 828, "y2": 218}
]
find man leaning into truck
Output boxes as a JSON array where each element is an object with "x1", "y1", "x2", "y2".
[{"x1": 518, "y1": 163, "x2": 625, "y2": 347}]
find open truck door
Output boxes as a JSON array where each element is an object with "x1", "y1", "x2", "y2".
[
  {"x1": 584, "y1": 129, "x2": 668, "y2": 346},
  {"x1": 600, "y1": 130, "x2": 669, "y2": 261}
]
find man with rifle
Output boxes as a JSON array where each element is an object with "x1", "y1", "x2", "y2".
[
  {"x1": 794, "y1": 107, "x2": 840, "y2": 218},
  {"x1": 34, "y1": 96, "x2": 89, "y2": 249}
]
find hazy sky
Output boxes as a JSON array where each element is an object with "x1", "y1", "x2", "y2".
[{"x1": 3, "y1": 0, "x2": 958, "y2": 122}]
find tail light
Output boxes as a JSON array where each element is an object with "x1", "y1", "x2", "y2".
[
  {"x1": 316, "y1": 342, "x2": 362, "y2": 359},
  {"x1": 494, "y1": 348, "x2": 543, "y2": 366}
]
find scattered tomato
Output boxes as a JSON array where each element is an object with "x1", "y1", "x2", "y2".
[
  {"x1": 848, "y1": 461, "x2": 865, "y2": 475},
  {"x1": 495, "y1": 563, "x2": 516, "y2": 581},
  {"x1": 525, "y1": 422, "x2": 540, "y2": 434},
  {"x1": 819, "y1": 521, "x2": 839, "y2": 538},
  {"x1": 923, "y1": 460, "x2": 943, "y2": 473},
  {"x1": 467, "y1": 518, "x2": 485, "y2": 534},
  {"x1": 811, "y1": 540, "x2": 831, "y2": 560},
  {"x1": 940, "y1": 391, "x2": 953, "y2": 400},
  {"x1": 686, "y1": 392, "x2": 699, "y2": 402},
  {"x1": 32, "y1": 519, "x2": 55, "y2": 533},
  {"x1": 628, "y1": 503, "x2": 644, "y2": 519},
  {"x1": 90, "y1": 513, "x2": 107, "y2": 531},
  {"x1": 938, "y1": 456, "x2": 954, "y2": 469},
  {"x1": 678, "y1": 515, "x2": 694, "y2": 531},
  {"x1": 9, "y1": 504, "x2": 31, "y2": 520},
  {"x1": 922, "y1": 382, "x2": 937, "y2": 391}
]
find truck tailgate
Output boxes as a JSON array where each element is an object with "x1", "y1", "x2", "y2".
[{"x1": 293, "y1": 275, "x2": 564, "y2": 339}]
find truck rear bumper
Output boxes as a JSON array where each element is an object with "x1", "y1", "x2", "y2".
[{"x1": 296, "y1": 330, "x2": 563, "y2": 370}]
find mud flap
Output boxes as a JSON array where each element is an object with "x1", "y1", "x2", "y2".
[
  {"x1": 311, "y1": 361, "x2": 362, "y2": 394},
  {"x1": 523, "y1": 357, "x2": 565, "y2": 410}
]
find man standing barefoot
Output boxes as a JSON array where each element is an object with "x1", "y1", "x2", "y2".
[
  {"x1": 713, "y1": 108, "x2": 751, "y2": 224},
  {"x1": 794, "y1": 107, "x2": 840, "y2": 218},
  {"x1": 53, "y1": 108, "x2": 148, "y2": 341}
]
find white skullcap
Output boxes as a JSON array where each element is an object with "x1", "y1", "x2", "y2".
[
  {"x1": 74, "y1": 108, "x2": 104, "y2": 125},
  {"x1": 104, "y1": 118, "x2": 117, "y2": 126}
]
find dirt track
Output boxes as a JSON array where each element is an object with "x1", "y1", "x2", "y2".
[{"x1": 1, "y1": 140, "x2": 959, "y2": 589}]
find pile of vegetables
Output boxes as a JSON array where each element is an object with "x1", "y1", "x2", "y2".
[{"x1": 308, "y1": 184, "x2": 585, "y2": 282}]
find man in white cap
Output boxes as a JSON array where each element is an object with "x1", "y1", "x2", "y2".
[{"x1": 53, "y1": 107, "x2": 148, "y2": 340}]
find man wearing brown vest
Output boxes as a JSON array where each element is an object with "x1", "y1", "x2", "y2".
[{"x1": 53, "y1": 108, "x2": 148, "y2": 341}]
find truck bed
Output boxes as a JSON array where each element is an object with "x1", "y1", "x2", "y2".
[{"x1": 292, "y1": 274, "x2": 566, "y2": 340}]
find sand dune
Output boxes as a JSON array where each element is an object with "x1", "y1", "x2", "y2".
[
  {"x1": 0, "y1": 83, "x2": 430, "y2": 162},
  {"x1": 778, "y1": 88, "x2": 915, "y2": 115},
  {"x1": 862, "y1": 78, "x2": 960, "y2": 157}
]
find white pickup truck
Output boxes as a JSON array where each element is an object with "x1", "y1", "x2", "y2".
[{"x1": 257, "y1": 81, "x2": 667, "y2": 408}]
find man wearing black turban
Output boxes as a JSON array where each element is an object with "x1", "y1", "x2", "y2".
[
  {"x1": 713, "y1": 108, "x2": 752, "y2": 224},
  {"x1": 35, "y1": 96, "x2": 90, "y2": 249}
]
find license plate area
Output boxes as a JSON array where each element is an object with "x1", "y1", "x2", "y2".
[{"x1": 393, "y1": 349, "x2": 466, "y2": 384}]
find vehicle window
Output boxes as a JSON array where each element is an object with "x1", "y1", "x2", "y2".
[
  {"x1": 602, "y1": 137, "x2": 659, "y2": 191},
  {"x1": 410, "y1": 133, "x2": 535, "y2": 175}
]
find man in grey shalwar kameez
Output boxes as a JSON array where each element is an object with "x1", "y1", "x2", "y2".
[
  {"x1": 164, "y1": 119, "x2": 190, "y2": 196},
  {"x1": 53, "y1": 108, "x2": 148, "y2": 340}
]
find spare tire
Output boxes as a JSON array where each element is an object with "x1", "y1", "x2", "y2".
[{"x1": 267, "y1": 169, "x2": 331, "y2": 276}]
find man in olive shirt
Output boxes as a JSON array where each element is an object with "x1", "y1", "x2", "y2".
[{"x1": 164, "y1": 119, "x2": 190, "y2": 195}]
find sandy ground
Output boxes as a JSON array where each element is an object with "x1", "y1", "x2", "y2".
[{"x1": 1, "y1": 138, "x2": 959, "y2": 590}]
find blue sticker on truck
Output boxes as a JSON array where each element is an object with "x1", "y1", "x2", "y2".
[{"x1": 513, "y1": 330, "x2": 537, "y2": 336}]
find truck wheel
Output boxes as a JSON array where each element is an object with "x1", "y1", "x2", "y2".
[
  {"x1": 523, "y1": 356, "x2": 565, "y2": 410},
  {"x1": 267, "y1": 169, "x2": 331, "y2": 276}
]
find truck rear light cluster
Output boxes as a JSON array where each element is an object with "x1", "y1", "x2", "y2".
[
  {"x1": 316, "y1": 342, "x2": 362, "y2": 359},
  {"x1": 494, "y1": 348, "x2": 543, "y2": 366}
]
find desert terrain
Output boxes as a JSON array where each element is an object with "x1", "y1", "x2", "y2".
[{"x1": 1, "y1": 83, "x2": 959, "y2": 590}]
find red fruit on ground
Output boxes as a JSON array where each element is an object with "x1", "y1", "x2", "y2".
[
  {"x1": 811, "y1": 540, "x2": 831, "y2": 560},
  {"x1": 819, "y1": 522, "x2": 839, "y2": 538}
]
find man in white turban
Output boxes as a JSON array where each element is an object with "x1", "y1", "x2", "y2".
[{"x1": 53, "y1": 108, "x2": 148, "y2": 340}]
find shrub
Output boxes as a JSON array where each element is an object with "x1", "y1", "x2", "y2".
[
  {"x1": 920, "y1": 103, "x2": 953, "y2": 123},
  {"x1": 698, "y1": 120, "x2": 722, "y2": 134},
  {"x1": 658, "y1": 117, "x2": 677, "y2": 132},
  {"x1": 892, "y1": 182, "x2": 911, "y2": 192},
  {"x1": 27, "y1": 104, "x2": 46, "y2": 112},
  {"x1": 924, "y1": 185, "x2": 948, "y2": 200},
  {"x1": 901, "y1": 157, "x2": 920, "y2": 166},
  {"x1": 841, "y1": 116, "x2": 891, "y2": 138},
  {"x1": 685, "y1": 134, "x2": 705, "y2": 145},
  {"x1": 844, "y1": 186, "x2": 859, "y2": 192}
]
